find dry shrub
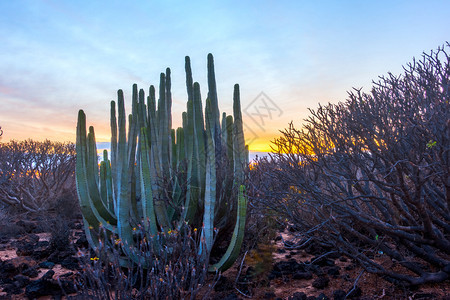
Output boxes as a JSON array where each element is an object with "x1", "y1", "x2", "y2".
[{"x1": 251, "y1": 43, "x2": 450, "y2": 286}]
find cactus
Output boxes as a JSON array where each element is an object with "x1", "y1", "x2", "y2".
[{"x1": 76, "y1": 54, "x2": 248, "y2": 272}]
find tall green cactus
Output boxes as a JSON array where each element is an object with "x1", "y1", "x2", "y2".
[{"x1": 75, "y1": 54, "x2": 248, "y2": 272}]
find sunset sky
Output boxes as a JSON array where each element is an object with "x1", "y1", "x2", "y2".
[{"x1": 1, "y1": 0, "x2": 449, "y2": 152}]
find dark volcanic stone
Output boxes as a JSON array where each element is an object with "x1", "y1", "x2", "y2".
[
  {"x1": 0, "y1": 261, "x2": 17, "y2": 281},
  {"x1": 16, "y1": 242, "x2": 35, "y2": 256},
  {"x1": 13, "y1": 274, "x2": 30, "y2": 288},
  {"x1": 345, "y1": 264, "x2": 355, "y2": 271},
  {"x1": 289, "y1": 292, "x2": 307, "y2": 300},
  {"x1": 75, "y1": 234, "x2": 89, "y2": 248},
  {"x1": 21, "y1": 267, "x2": 39, "y2": 278},
  {"x1": 326, "y1": 266, "x2": 340, "y2": 276},
  {"x1": 332, "y1": 290, "x2": 346, "y2": 300},
  {"x1": 273, "y1": 259, "x2": 302, "y2": 274},
  {"x1": 317, "y1": 293, "x2": 329, "y2": 300},
  {"x1": 312, "y1": 276, "x2": 329, "y2": 289},
  {"x1": 61, "y1": 256, "x2": 79, "y2": 270},
  {"x1": 293, "y1": 271, "x2": 313, "y2": 280},
  {"x1": 42, "y1": 270, "x2": 55, "y2": 281},
  {"x1": 39, "y1": 261, "x2": 55, "y2": 269},
  {"x1": 311, "y1": 256, "x2": 335, "y2": 267},
  {"x1": 25, "y1": 279, "x2": 60, "y2": 299},
  {"x1": 2, "y1": 283, "x2": 23, "y2": 295}
]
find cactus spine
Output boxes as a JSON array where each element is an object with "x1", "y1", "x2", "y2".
[{"x1": 76, "y1": 54, "x2": 248, "y2": 271}]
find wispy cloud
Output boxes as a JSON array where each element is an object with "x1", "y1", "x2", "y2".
[{"x1": 1, "y1": 0, "x2": 449, "y2": 149}]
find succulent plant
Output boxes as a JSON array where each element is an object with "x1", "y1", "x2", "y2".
[{"x1": 75, "y1": 54, "x2": 248, "y2": 272}]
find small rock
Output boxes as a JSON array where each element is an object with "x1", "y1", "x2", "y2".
[
  {"x1": 42, "y1": 270, "x2": 55, "y2": 281},
  {"x1": 25, "y1": 279, "x2": 59, "y2": 298},
  {"x1": 0, "y1": 261, "x2": 17, "y2": 280},
  {"x1": 289, "y1": 292, "x2": 307, "y2": 300},
  {"x1": 274, "y1": 235, "x2": 282, "y2": 241},
  {"x1": 22, "y1": 267, "x2": 39, "y2": 278},
  {"x1": 345, "y1": 264, "x2": 355, "y2": 271},
  {"x1": 16, "y1": 243, "x2": 35, "y2": 256},
  {"x1": 13, "y1": 274, "x2": 30, "y2": 288},
  {"x1": 317, "y1": 293, "x2": 329, "y2": 300},
  {"x1": 264, "y1": 291, "x2": 276, "y2": 299},
  {"x1": 272, "y1": 259, "x2": 302, "y2": 275},
  {"x1": 312, "y1": 276, "x2": 329, "y2": 289},
  {"x1": 61, "y1": 256, "x2": 79, "y2": 270},
  {"x1": 293, "y1": 271, "x2": 313, "y2": 280},
  {"x1": 326, "y1": 266, "x2": 340, "y2": 276},
  {"x1": 332, "y1": 290, "x2": 346, "y2": 300},
  {"x1": 2, "y1": 283, "x2": 23, "y2": 295},
  {"x1": 39, "y1": 261, "x2": 55, "y2": 269}
]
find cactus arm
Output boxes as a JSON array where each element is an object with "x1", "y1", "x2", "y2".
[
  {"x1": 110, "y1": 100, "x2": 118, "y2": 202},
  {"x1": 139, "y1": 128, "x2": 158, "y2": 236},
  {"x1": 207, "y1": 53, "x2": 222, "y2": 158},
  {"x1": 116, "y1": 89, "x2": 127, "y2": 211},
  {"x1": 76, "y1": 110, "x2": 116, "y2": 247},
  {"x1": 166, "y1": 68, "x2": 173, "y2": 179},
  {"x1": 209, "y1": 185, "x2": 247, "y2": 272},
  {"x1": 76, "y1": 110, "x2": 101, "y2": 232},
  {"x1": 233, "y1": 84, "x2": 246, "y2": 186},
  {"x1": 193, "y1": 82, "x2": 206, "y2": 201},
  {"x1": 158, "y1": 73, "x2": 170, "y2": 180},
  {"x1": 202, "y1": 98, "x2": 216, "y2": 254},
  {"x1": 85, "y1": 125, "x2": 117, "y2": 227},
  {"x1": 103, "y1": 150, "x2": 114, "y2": 211},
  {"x1": 99, "y1": 161, "x2": 107, "y2": 206},
  {"x1": 183, "y1": 91, "x2": 198, "y2": 224},
  {"x1": 226, "y1": 115, "x2": 234, "y2": 165}
]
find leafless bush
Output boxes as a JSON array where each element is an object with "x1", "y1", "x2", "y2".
[
  {"x1": 0, "y1": 139, "x2": 76, "y2": 213},
  {"x1": 250, "y1": 44, "x2": 450, "y2": 285}
]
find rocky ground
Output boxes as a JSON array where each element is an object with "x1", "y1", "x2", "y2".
[{"x1": 0, "y1": 216, "x2": 449, "y2": 299}]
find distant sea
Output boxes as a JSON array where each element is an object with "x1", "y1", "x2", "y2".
[{"x1": 97, "y1": 142, "x2": 270, "y2": 163}]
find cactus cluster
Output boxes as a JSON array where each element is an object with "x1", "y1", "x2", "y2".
[{"x1": 76, "y1": 54, "x2": 248, "y2": 271}]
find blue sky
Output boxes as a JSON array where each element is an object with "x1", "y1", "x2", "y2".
[{"x1": 1, "y1": 0, "x2": 449, "y2": 151}]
